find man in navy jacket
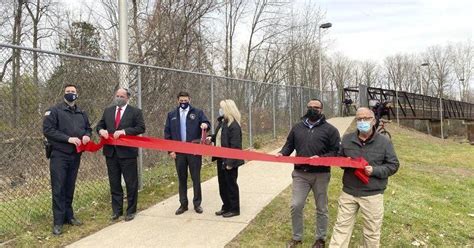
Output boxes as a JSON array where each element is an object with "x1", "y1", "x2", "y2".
[{"x1": 164, "y1": 91, "x2": 210, "y2": 215}]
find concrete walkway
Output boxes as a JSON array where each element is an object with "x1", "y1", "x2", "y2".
[{"x1": 68, "y1": 117, "x2": 354, "y2": 248}]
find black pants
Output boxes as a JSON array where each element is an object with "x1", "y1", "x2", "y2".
[
  {"x1": 217, "y1": 159, "x2": 240, "y2": 213},
  {"x1": 106, "y1": 154, "x2": 138, "y2": 216},
  {"x1": 50, "y1": 150, "x2": 81, "y2": 225},
  {"x1": 175, "y1": 153, "x2": 202, "y2": 207}
]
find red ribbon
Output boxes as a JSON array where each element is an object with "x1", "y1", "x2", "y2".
[{"x1": 78, "y1": 135, "x2": 369, "y2": 184}]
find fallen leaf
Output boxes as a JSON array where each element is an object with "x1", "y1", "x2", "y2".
[{"x1": 411, "y1": 240, "x2": 421, "y2": 246}]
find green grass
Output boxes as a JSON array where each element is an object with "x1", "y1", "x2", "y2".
[{"x1": 228, "y1": 125, "x2": 474, "y2": 247}]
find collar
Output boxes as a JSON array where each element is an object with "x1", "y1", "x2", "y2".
[
  {"x1": 179, "y1": 106, "x2": 190, "y2": 112},
  {"x1": 351, "y1": 127, "x2": 377, "y2": 146},
  {"x1": 303, "y1": 117, "x2": 323, "y2": 128},
  {"x1": 116, "y1": 104, "x2": 128, "y2": 110},
  {"x1": 62, "y1": 102, "x2": 79, "y2": 113}
]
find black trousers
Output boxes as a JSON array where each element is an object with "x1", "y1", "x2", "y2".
[
  {"x1": 50, "y1": 150, "x2": 81, "y2": 225},
  {"x1": 175, "y1": 153, "x2": 202, "y2": 207},
  {"x1": 217, "y1": 159, "x2": 240, "y2": 212},
  {"x1": 106, "y1": 153, "x2": 138, "y2": 216}
]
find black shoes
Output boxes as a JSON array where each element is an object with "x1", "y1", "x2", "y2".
[
  {"x1": 111, "y1": 213, "x2": 122, "y2": 221},
  {"x1": 175, "y1": 206, "x2": 189, "y2": 215},
  {"x1": 312, "y1": 239, "x2": 325, "y2": 248},
  {"x1": 125, "y1": 213, "x2": 136, "y2": 221},
  {"x1": 66, "y1": 218, "x2": 83, "y2": 226},
  {"x1": 286, "y1": 239, "x2": 302, "y2": 248},
  {"x1": 53, "y1": 218, "x2": 81, "y2": 235},
  {"x1": 194, "y1": 206, "x2": 203, "y2": 214},
  {"x1": 52, "y1": 225, "x2": 62, "y2": 236},
  {"x1": 222, "y1": 211, "x2": 240, "y2": 218},
  {"x1": 215, "y1": 210, "x2": 228, "y2": 216}
]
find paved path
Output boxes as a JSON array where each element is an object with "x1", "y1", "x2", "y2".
[{"x1": 68, "y1": 117, "x2": 354, "y2": 248}]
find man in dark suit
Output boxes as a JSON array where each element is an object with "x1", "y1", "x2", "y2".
[
  {"x1": 97, "y1": 88, "x2": 145, "y2": 221},
  {"x1": 164, "y1": 91, "x2": 210, "y2": 215}
]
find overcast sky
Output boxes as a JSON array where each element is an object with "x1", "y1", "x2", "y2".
[
  {"x1": 64, "y1": 0, "x2": 473, "y2": 62},
  {"x1": 319, "y1": 0, "x2": 473, "y2": 62}
]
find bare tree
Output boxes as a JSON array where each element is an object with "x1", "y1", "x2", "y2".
[
  {"x1": 427, "y1": 45, "x2": 452, "y2": 98},
  {"x1": 11, "y1": 0, "x2": 26, "y2": 126},
  {"x1": 360, "y1": 60, "x2": 380, "y2": 87},
  {"x1": 25, "y1": 0, "x2": 57, "y2": 86},
  {"x1": 223, "y1": 0, "x2": 246, "y2": 77},
  {"x1": 450, "y1": 41, "x2": 473, "y2": 101},
  {"x1": 327, "y1": 53, "x2": 353, "y2": 115},
  {"x1": 242, "y1": 0, "x2": 288, "y2": 80}
]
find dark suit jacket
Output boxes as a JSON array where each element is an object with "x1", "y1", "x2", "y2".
[
  {"x1": 96, "y1": 104, "x2": 145, "y2": 158},
  {"x1": 164, "y1": 105, "x2": 210, "y2": 142},
  {"x1": 211, "y1": 117, "x2": 244, "y2": 168}
]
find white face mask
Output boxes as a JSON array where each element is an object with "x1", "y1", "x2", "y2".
[{"x1": 218, "y1": 108, "x2": 224, "y2": 117}]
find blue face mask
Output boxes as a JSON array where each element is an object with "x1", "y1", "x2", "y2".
[
  {"x1": 218, "y1": 108, "x2": 224, "y2": 117},
  {"x1": 357, "y1": 121, "x2": 372, "y2": 133},
  {"x1": 180, "y1": 102, "x2": 189, "y2": 109},
  {"x1": 64, "y1": 93, "x2": 77, "y2": 102}
]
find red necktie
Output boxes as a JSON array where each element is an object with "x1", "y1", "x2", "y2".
[{"x1": 115, "y1": 107, "x2": 122, "y2": 129}]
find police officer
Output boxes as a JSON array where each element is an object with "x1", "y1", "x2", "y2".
[{"x1": 43, "y1": 84, "x2": 92, "y2": 235}]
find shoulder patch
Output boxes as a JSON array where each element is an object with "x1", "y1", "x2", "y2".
[{"x1": 44, "y1": 111, "x2": 51, "y2": 116}]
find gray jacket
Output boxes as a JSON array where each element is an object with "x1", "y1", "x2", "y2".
[{"x1": 339, "y1": 130, "x2": 399, "y2": 197}]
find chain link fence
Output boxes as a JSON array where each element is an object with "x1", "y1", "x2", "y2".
[{"x1": 0, "y1": 43, "x2": 340, "y2": 240}]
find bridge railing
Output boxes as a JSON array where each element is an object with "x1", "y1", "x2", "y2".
[{"x1": 343, "y1": 86, "x2": 474, "y2": 121}]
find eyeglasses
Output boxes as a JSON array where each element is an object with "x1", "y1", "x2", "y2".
[
  {"x1": 356, "y1": 117, "x2": 374, "y2": 121},
  {"x1": 307, "y1": 106, "x2": 322, "y2": 110}
]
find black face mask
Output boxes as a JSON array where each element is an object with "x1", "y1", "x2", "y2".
[
  {"x1": 306, "y1": 108, "x2": 321, "y2": 122},
  {"x1": 64, "y1": 93, "x2": 77, "y2": 103},
  {"x1": 180, "y1": 102, "x2": 189, "y2": 109}
]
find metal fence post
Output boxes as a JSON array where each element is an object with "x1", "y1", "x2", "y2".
[
  {"x1": 137, "y1": 65, "x2": 143, "y2": 190},
  {"x1": 248, "y1": 82, "x2": 253, "y2": 148},
  {"x1": 300, "y1": 86, "x2": 304, "y2": 117},
  {"x1": 289, "y1": 86, "x2": 293, "y2": 129},
  {"x1": 210, "y1": 76, "x2": 215, "y2": 135},
  {"x1": 395, "y1": 89, "x2": 400, "y2": 126},
  {"x1": 272, "y1": 84, "x2": 276, "y2": 139}
]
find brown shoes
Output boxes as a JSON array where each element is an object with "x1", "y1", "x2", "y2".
[
  {"x1": 286, "y1": 239, "x2": 302, "y2": 248},
  {"x1": 312, "y1": 239, "x2": 325, "y2": 248}
]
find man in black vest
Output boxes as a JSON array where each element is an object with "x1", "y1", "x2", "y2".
[
  {"x1": 165, "y1": 91, "x2": 210, "y2": 215},
  {"x1": 43, "y1": 84, "x2": 92, "y2": 235},
  {"x1": 97, "y1": 88, "x2": 145, "y2": 222}
]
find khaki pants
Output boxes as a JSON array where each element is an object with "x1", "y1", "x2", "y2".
[{"x1": 329, "y1": 191, "x2": 384, "y2": 248}]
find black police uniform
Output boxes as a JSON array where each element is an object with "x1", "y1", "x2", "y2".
[{"x1": 43, "y1": 102, "x2": 92, "y2": 226}]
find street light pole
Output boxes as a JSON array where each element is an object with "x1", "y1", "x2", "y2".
[
  {"x1": 419, "y1": 62, "x2": 429, "y2": 95},
  {"x1": 440, "y1": 90, "x2": 444, "y2": 139},
  {"x1": 118, "y1": 0, "x2": 129, "y2": 88},
  {"x1": 318, "y1": 22, "x2": 332, "y2": 100}
]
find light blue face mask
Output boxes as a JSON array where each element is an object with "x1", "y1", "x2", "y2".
[
  {"x1": 218, "y1": 108, "x2": 224, "y2": 117},
  {"x1": 357, "y1": 121, "x2": 372, "y2": 133}
]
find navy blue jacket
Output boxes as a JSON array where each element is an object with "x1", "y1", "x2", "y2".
[
  {"x1": 164, "y1": 105, "x2": 210, "y2": 142},
  {"x1": 43, "y1": 102, "x2": 92, "y2": 154}
]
